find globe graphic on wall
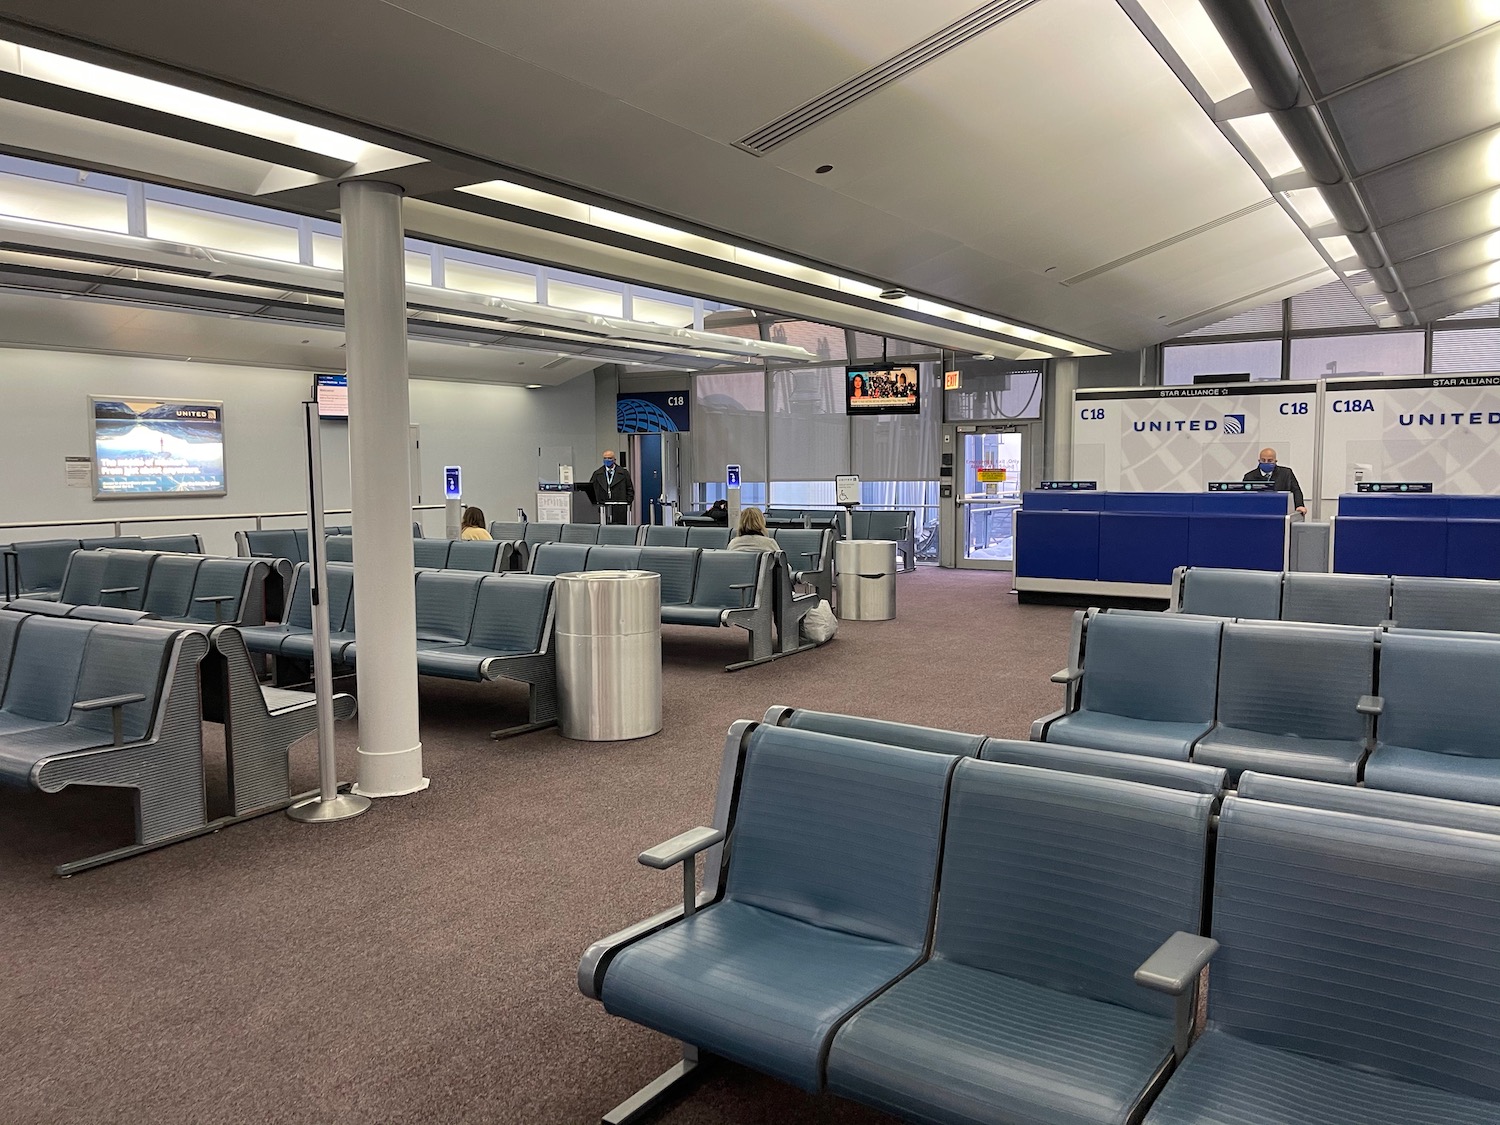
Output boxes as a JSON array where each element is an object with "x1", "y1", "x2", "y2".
[{"x1": 617, "y1": 397, "x2": 681, "y2": 433}]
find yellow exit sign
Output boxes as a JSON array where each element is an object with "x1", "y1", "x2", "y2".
[{"x1": 976, "y1": 468, "x2": 1008, "y2": 483}]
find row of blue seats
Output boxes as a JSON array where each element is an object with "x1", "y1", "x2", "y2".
[
  {"x1": 33, "y1": 549, "x2": 272, "y2": 625},
  {"x1": 1034, "y1": 608, "x2": 1500, "y2": 800},
  {"x1": 1333, "y1": 492, "x2": 1500, "y2": 578},
  {"x1": 1016, "y1": 491, "x2": 1292, "y2": 588},
  {"x1": 584, "y1": 711, "x2": 1500, "y2": 1125},
  {"x1": 325, "y1": 534, "x2": 521, "y2": 573},
  {"x1": 1174, "y1": 566, "x2": 1500, "y2": 631},
  {"x1": 235, "y1": 523, "x2": 419, "y2": 566},
  {"x1": 488, "y1": 520, "x2": 729, "y2": 550},
  {"x1": 242, "y1": 562, "x2": 558, "y2": 738},
  {"x1": 526, "y1": 543, "x2": 799, "y2": 670},
  {"x1": 0, "y1": 609, "x2": 354, "y2": 873},
  {"x1": 1, "y1": 533, "x2": 204, "y2": 599}
]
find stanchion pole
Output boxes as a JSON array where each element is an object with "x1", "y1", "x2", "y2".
[{"x1": 288, "y1": 397, "x2": 371, "y2": 824}]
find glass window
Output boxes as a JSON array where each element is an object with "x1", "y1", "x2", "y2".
[
  {"x1": 693, "y1": 369, "x2": 767, "y2": 491},
  {"x1": 764, "y1": 320, "x2": 848, "y2": 361},
  {"x1": 944, "y1": 368, "x2": 1043, "y2": 420},
  {"x1": 1431, "y1": 327, "x2": 1500, "y2": 373},
  {"x1": 548, "y1": 280, "x2": 623, "y2": 317},
  {"x1": 769, "y1": 367, "x2": 849, "y2": 480},
  {"x1": 1178, "y1": 298, "x2": 1284, "y2": 338},
  {"x1": 1290, "y1": 278, "x2": 1377, "y2": 330},
  {"x1": 443, "y1": 260, "x2": 538, "y2": 302},
  {"x1": 1288, "y1": 332, "x2": 1424, "y2": 379},
  {"x1": 853, "y1": 363, "x2": 942, "y2": 481},
  {"x1": 1162, "y1": 340, "x2": 1283, "y2": 384},
  {"x1": 849, "y1": 332, "x2": 929, "y2": 360},
  {"x1": 0, "y1": 170, "x2": 129, "y2": 233},
  {"x1": 145, "y1": 201, "x2": 300, "y2": 262},
  {"x1": 631, "y1": 296, "x2": 695, "y2": 328},
  {"x1": 1438, "y1": 301, "x2": 1500, "y2": 322}
]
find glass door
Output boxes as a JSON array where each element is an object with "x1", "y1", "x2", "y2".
[{"x1": 954, "y1": 427, "x2": 1031, "y2": 570}]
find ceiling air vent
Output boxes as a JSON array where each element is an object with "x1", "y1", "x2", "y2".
[{"x1": 735, "y1": 0, "x2": 1040, "y2": 156}]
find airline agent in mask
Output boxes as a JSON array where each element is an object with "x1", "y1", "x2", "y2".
[
  {"x1": 1242, "y1": 447, "x2": 1306, "y2": 515},
  {"x1": 584, "y1": 449, "x2": 635, "y2": 524}
]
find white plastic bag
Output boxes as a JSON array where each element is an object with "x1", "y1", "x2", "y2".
[{"x1": 801, "y1": 599, "x2": 839, "y2": 645}]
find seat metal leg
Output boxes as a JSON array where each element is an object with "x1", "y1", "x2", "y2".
[{"x1": 601, "y1": 1047, "x2": 709, "y2": 1125}]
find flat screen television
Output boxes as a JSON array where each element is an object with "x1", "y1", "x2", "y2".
[
  {"x1": 315, "y1": 373, "x2": 348, "y2": 419},
  {"x1": 846, "y1": 363, "x2": 920, "y2": 416},
  {"x1": 90, "y1": 396, "x2": 226, "y2": 499}
]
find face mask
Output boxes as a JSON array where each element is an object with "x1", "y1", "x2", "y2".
[
  {"x1": 603, "y1": 459, "x2": 615, "y2": 468},
  {"x1": 1259, "y1": 461, "x2": 1276, "y2": 473}
]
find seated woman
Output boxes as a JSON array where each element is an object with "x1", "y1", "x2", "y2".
[
  {"x1": 728, "y1": 506, "x2": 779, "y2": 553},
  {"x1": 459, "y1": 506, "x2": 492, "y2": 540}
]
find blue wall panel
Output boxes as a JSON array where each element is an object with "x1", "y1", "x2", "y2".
[
  {"x1": 1015, "y1": 511, "x2": 1099, "y2": 580},
  {"x1": 1098, "y1": 513, "x2": 1189, "y2": 585}
]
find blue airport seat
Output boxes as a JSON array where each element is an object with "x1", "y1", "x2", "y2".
[
  {"x1": 411, "y1": 538, "x2": 453, "y2": 569},
  {"x1": 412, "y1": 570, "x2": 482, "y2": 645},
  {"x1": 980, "y1": 738, "x2": 1227, "y2": 795},
  {"x1": 1194, "y1": 622, "x2": 1377, "y2": 783},
  {"x1": 561, "y1": 523, "x2": 600, "y2": 544},
  {"x1": 1039, "y1": 612, "x2": 1222, "y2": 761},
  {"x1": 446, "y1": 539, "x2": 503, "y2": 572},
  {"x1": 1177, "y1": 567, "x2": 1282, "y2": 619},
  {"x1": 767, "y1": 706, "x2": 986, "y2": 757},
  {"x1": 661, "y1": 550, "x2": 757, "y2": 627},
  {"x1": 1280, "y1": 572, "x2": 1391, "y2": 626},
  {"x1": 524, "y1": 523, "x2": 565, "y2": 545},
  {"x1": 1237, "y1": 771, "x2": 1500, "y2": 835},
  {"x1": 280, "y1": 564, "x2": 355, "y2": 661},
  {"x1": 1143, "y1": 795, "x2": 1500, "y2": 1125},
  {"x1": 1390, "y1": 575, "x2": 1500, "y2": 633},
  {"x1": 1363, "y1": 630, "x2": 1500, "y2": 803},
  {"x1": 686, "y1": 526, "x2": 731, "y2": 550},
  {"x1": 640, "y1": 547, "x2": 698, "y2": 605},
  {"x1": 827, "y1": 760, "x2": 1215, "y2": 1125},
  {"x1": 413, "y1": 574, "x2": 553, "y2": 680},
  {"x1": 599, "y1": 727, "x2": 954, "y2": 1092},
  {"x1": 596, "y1": 524, "x2": 643, "y2": 545},
  {"x1": 528, "y1": 542, "x2": 591, "y2": 576},
  {"x1": 643, "y1": 525, "x2": 690, "y2": 547},
  {"x1": 584, "y1": 545, "x2": 642, "y2": 572},
  {"x1": 489, "y1": 522, "x2": 527, "y2": 542},
  {"x1": 325, "y1": 535, "x2": 354, "y2": 562}
]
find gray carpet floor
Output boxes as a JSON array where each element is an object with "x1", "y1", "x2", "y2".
[{"x1": 0, "y1": 568, "x2": 1075, "y2": 1125}]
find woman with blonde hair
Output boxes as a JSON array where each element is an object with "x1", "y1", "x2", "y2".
[
  {"x1": 459, "y1": 506, "x2": 492, "y2": 540},
  {"x1": 728, "y1": 506, "x2": 779, "y2": 553}
]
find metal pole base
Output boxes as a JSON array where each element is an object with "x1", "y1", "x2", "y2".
[{"x1": 287, "y1": 792, "x2": 372, "y2": 823}]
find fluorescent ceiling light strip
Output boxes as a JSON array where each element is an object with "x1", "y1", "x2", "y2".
[
  {"x1": 0, "y1": 39, "x2": 410, "y2": 165},
  {"x1": 1227, "y1": 114, "x2": 1304, "y2": 179},
  {"x1": 457, "y1": 178, "x2": 1100, "y2": 355},
  {"x1": 1282, "y1": 187, "x2": 1335, "y2": 229},
  {"x1": 1133, "y1": 0, "x2": 1251, "y2": 102}
]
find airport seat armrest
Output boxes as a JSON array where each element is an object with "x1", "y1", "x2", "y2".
[
  {"x1": 1379, "y1": 618, "x2": 1396, "y2": 629},
  {"x1": 640, "y1": 826, "x2": 725, "y2": 918},
  {"x1": 1135, "y1": 931, "x2": 1219, "y2": 995},
  {"x1": 638, "y1": 826, "x2": 725, "y2": 870},
  {"x1": 99, "y1": 585, "x2": 140, "y2": 596},
  {"x1": 1138, "y1": 931, "x2": 1219, "y2": 1062},
  {"x1": 74, "y1": 691, "x2": 148, "y2": 747},
  {"x1": 73, "y1": 692, "x2": 148, "y2": 713},
  {"x1": 1050, "y1": 667, "x2": 1083, "y2": 684},
  {"x1": 1357, "y1": 694, "x2": 1384, "y2": 716},
  {"x1": 730, "y1": 581, "x2": 755, "y2": 607}
]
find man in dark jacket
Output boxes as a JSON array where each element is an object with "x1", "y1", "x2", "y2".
[
  {"x1": 583, "y1": 449, "x2": 635, "y2": 524},
  {"x1": 1243, "y1": 447, "x2": 1306, "y2": 514}
]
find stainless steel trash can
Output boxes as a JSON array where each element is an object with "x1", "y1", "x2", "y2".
[
  {"x1": 555, "y1": 570, "x2": 662, "y2": 740},
  {"x1": 835, "y1": 539, "x2": 897, "y2": 621}
]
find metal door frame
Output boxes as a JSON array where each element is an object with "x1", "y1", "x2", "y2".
[{"x1": 941, "y1": 421, "x2": 1042, "y2": 571}]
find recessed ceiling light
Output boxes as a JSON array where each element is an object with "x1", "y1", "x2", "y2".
[
  {"x1": 525, "y1": 384, "x2": 543, "y2": 389},
  {"x1": 815, "y1": 165, "x2": 833, "y2": 174}
]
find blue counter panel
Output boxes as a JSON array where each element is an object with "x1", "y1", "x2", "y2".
[
  {"x1": 1015, "y1": 511, "x2": 1098, "y2": 580},
  {"x1": 1448, "y1": 521, "x2": 1500, "y2": 580},
  {"x1": 1103, "y1": 492, "x2": 1193, "y2": 513},
  {"x1": 1188, "y1": 515, "x2": 1286, "y2": 570},
  {"x1": 1192, "y1": 492, "x2": 1290, "y2": 515},
  {"x1": 1099, "y1": 513, "x2": 1190, "y2": 585},
  {"x1": 1334, "y1": 517, "x2": 1449, "y2": 577},
  {"x1": 1337, "y1": 494, "x2": 1453, "y2": 518},
  {"x1": 1020, "y1": 491, "x2": 1106, "y2": 512},
  {"x1": 1448, "y1": 496, "x2": 1500, "y2": 521}
]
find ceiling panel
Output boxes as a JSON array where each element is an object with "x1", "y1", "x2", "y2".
[
  {"x1": 1325, "y1": 31, "x2": 1500, "y2": 176},
  {"x1": 1382, "y1": 191, "x2": 1500, "y2": 263},
  {"x1": 763, "y1": 0, "x2": 1269, "y2": 280},
  {"x1": 0, "y1": 0, "x2": 1342, "y2": 347},
  {"x1": 1357, "y1": 129, "x2": 1500, "y2": 227},
  {"x1": 1276, "y1": 0, "x2": 1498, "y2": 96},
  {"x1": 1393, "y1": 232, "x2": 1500, "y2": 288},
  {"x1": 1065, "y1": 203, "x2": 1327, "y2": 325}
]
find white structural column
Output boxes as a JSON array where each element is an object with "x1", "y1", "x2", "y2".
[{"x1": 342, "y1": 180, "x2": 428, "y2": 797}]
